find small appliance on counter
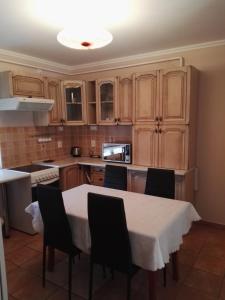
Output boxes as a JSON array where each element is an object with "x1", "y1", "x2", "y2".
[
  {"x1": 71, "y1": 146, "x2": 81, "y2": 157},
  {"x1": 102, "y1": 143, "x2": 131, "y2": 164}
]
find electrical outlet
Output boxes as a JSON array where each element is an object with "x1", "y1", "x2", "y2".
[
  {"x1": 57, "y1": 141, "x2": 63, "y2": 148},
  {"x1": 91, "y1": 139, "x2": 96, "y2": 147}
]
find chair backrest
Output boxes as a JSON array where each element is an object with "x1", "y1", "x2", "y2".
[
  {"x1": 37, "y1": 184, "x2": 73, "y2": 253},
  {"x1": 145, "y1": 168, "x2": 175, "y2": 199},
  {"x1": 88, "y1": 192, "x2": 132, "y2": 272},
  {"x1": 103, "y1": 164, "x2": 127, "y2": 191}
]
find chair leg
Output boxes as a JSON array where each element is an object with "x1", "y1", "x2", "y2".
[
  {"x1": 126, "y1": 274, "x2": 131, "y2": 300},
  {"x1": 102, "y1": 264, "x2": 106, "y2": 279},
  {"x1": 68, "y1": 255, "x2": 73, "y2": 300},
  {"x1": 163, "y1": 265, "x2": 167, "y2": 287},
  {"x1": 88, "y1": 260, "x2": 94, "y2": 300},
  {"x1": 110, "y1": 268, "x2": 114, "y2": 280},
  {"x1": 42, "y1": 243, "x2": 46, "y2": 287}
]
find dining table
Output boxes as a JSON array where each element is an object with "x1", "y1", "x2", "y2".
[{"x1": 26, "y1": 184, "x2": 200, "y2": 300}]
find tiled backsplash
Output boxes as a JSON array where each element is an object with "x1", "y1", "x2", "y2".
[
  {"x1": 0, "y1": 125, "x2": 132, "y2": 168},
  {"x1": 71, "y1": 126, "x2": 132, "y2": 157}
]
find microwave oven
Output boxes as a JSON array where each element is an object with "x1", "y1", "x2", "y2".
[{"x1": 102, "y1": 143, "x2": 131, "y2": 164}]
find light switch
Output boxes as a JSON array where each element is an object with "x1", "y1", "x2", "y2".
[
  {"x1": 57, "y1": 141, "x2": 63, "y2": 148},
  {"x1": 91, "y1": 140, "x2": 96, "y2": 147}
]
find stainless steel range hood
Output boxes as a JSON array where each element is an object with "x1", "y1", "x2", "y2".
[{"x1": 0, "y1": 97, "x2": 54, "y2": 111}]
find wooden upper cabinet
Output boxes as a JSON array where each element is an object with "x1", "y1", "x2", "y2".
[
  {"x1": 133, "y1": 71, "x2": 159, "y2": 124},
  {"x1": 45, "y1": 78, "x2": 63, "y2": 125},
  {"x1": 132, "y1": 125, "x2": 158, "y2": 167},
  {"x1": 62, "y1": 80, "x2": 87, "y2": 125},
  {"x1": 12, "y1": 74, "x2": 45, "y2": 98},
  {"x1": 134, "y1": 66, "x2": 198, "y2": 126},
  {"x1": 158, "y1": 125, "x2": 188, "y2": 170},
  {"x1": 0, "y1": 71, "x2": 45, "y2": 98},
  {"x1": 159, "y1": 67, "x2": 189, "y2": 124},
  {"x1": 96, "y1": 78, "x2": 117, "y2": 125},
  {"x1": 117, "y1": 76, "x2": 133, "y2": 124}
]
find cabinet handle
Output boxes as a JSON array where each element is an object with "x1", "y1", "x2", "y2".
[
  {"x1": 155, "y1": 128, "x2": 158, "y2": 133},
  {"x1": 158, "y1": 128, "x2": 162, "y2": 134},
  {"x1": 155, "y1": 116, "x2": 159, "y2": 122},
  {"x1": 159, "y1": 116, "x2": 163, "y2": 122},
  {"x1": 117, "y1": 118, "x2": 120, "y2": 122}
]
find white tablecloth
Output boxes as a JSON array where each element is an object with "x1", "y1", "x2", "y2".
[{"x1": 25, "y1": 184, "x2": 200, "y2": 271}]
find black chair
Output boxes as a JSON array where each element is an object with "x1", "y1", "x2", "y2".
[
  {"x1": 145, "y1": 168, "x2": 175, "y2": 199},
  {"x1": 87, "y1": 192, "x2": 138, "y2": 300},
  {"x1": 103, "y1": 164, "x2": 127, "y2": 191},
  {"x1": 36, "y1": 184, "x2": 81, "y2": 300},
  {"x1": 145, "y1": 168, "x2": 175, "y2": 286}
]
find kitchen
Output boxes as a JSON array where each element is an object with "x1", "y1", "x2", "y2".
[{"x1": 0, "y1": 0, "x2": 225, "y2": 299}]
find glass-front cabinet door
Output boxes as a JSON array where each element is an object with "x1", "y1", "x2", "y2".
[
  {"x1": 96, "y1": 78, "x2": 117, "y2": 125},
  {"x1": 62, "y1": 80, "x2": 86, "y2": 124}
]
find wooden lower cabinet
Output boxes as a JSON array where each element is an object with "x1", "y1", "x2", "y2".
[
  {"x1": 127, "y1": 169, "x2": 195, "y2": 202},
  {"x1": 90, "y1": 167, "x2": 105, "y2": 186},
  {"x1": 60, "y1": 165, "x2": 82, "y2": 191}
]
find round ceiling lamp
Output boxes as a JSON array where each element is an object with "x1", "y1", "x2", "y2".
[{"x1": 57, "y1": 27, "x2": 113, "y2": 50}]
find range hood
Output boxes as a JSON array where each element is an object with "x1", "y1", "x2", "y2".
[{"x1": 0, "y1": 97, "x2": 54, "y2": 111}]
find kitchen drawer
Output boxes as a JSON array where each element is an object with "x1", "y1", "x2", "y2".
[{"x1": 90, "y1": 168, "x2": 104, "y2": 186}]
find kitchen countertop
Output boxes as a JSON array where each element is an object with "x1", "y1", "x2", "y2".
[
  {"x1": 0, "y1": 169, "x2": 30, "y2": 184},
  {"x1": 37, "y1": 157, "x2": 189, "y2": 176}
]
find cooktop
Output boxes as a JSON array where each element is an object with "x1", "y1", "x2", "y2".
[{"x1": 10, "y1": 164, "x2": 52, "y2": 173}]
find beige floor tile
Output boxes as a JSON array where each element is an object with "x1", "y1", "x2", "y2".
[
  {"x1": 19, "y1": 253, "x2": 43, "y2": 276},
  {"x1": 5, "y1": 260, "x2": 18, "y2": 273},
  {"x1": 177, "y1": 284, "x2": 217, "y2": 300},
  {"x1": 202, "y1": 241, "x2": 225, "y2": 259},
  {"x1": 184, "y1": 268, "x2": 223, "y2": 297},
  {"x1": 12, "y1": 276, "x2": 58, "y2": 300},
  {"x1": 6, "y1": 246, "x2": 40, "y2": 266},
  {"x1": 219, "y1": 278, "x2": 225, "y2": 299},
  {"x1": 178, "y1": 248, "x2": 198, "y2": 266},
  {"x1": 194, "y1": 252, "x2": 225, "y2": 276},
  {"x1": 48, "y1": 287, "x2": 85, "y2": 300},
  {"x1": 8, "y1": 296, "x2": 17, "y2": 300},
  {"x1": 5, "y1": 223, "x2": 225, "y2": 300},
  {"x1": 27, "y1": 236, "x2": 43, "y2": 252},
  {"x1": 7, "y1": 268, "x2": 35, "y2": 295},
  {"x1": 46, "y1": 259, "x2": 69, "y2": 287},
  {"x1": 68, "y1": 258, "x2": 109, "y2": 299},
  {"x1": 181, "y1": 233, "x2": 205, "y2": 254}
]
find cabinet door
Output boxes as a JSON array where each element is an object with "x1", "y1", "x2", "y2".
[
  {"x1": 158, "y1": 125, "x2": 189, "y2": 170},
  {"x1": 159, "y1": 67, "x2": 189, "y2": 124},
  {"x1": 117, "y1": 76, "x2": 133, "y2": 124},
  {"x1": 132, "y1": 126, "x2": 158, "y2": 167},
  {"x1": 96, "y1": 78, "x2": 117, "y2": 125},
  {"x1": 12, "y1": 74, "x2": 45, "y2": 97},
  {"x1": 134, "y1": 71, "x2": 159, "y2": 124},
  {"x1": 45, "y1": 78, "x2": 63, "y2": 125},
  {"x1": 62, "y1": 80, "x2": 87, "y2": 125},
  {"x1": 60, "y1": 165, "x2": 81, "y2": 191},
  {"x1": 90, "y1": 168, "x2": 104, "y2": 186}
]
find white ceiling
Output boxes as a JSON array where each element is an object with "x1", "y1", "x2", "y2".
[{"x1": 0, "y1": 0, "x2": 225, "y2": 68}]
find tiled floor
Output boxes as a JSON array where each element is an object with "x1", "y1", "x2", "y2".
[{"x1": 3, "y1": 222, "x2": 225, "y2": 300}]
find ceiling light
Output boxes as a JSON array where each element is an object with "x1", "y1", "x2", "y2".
[{"x1": 57, "y1": 27, "x2": 113, "y2": 50}]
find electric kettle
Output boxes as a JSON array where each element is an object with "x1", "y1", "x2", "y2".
[{"x1": 71, "y1": 146, "x2": 81, "y2": 157}]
